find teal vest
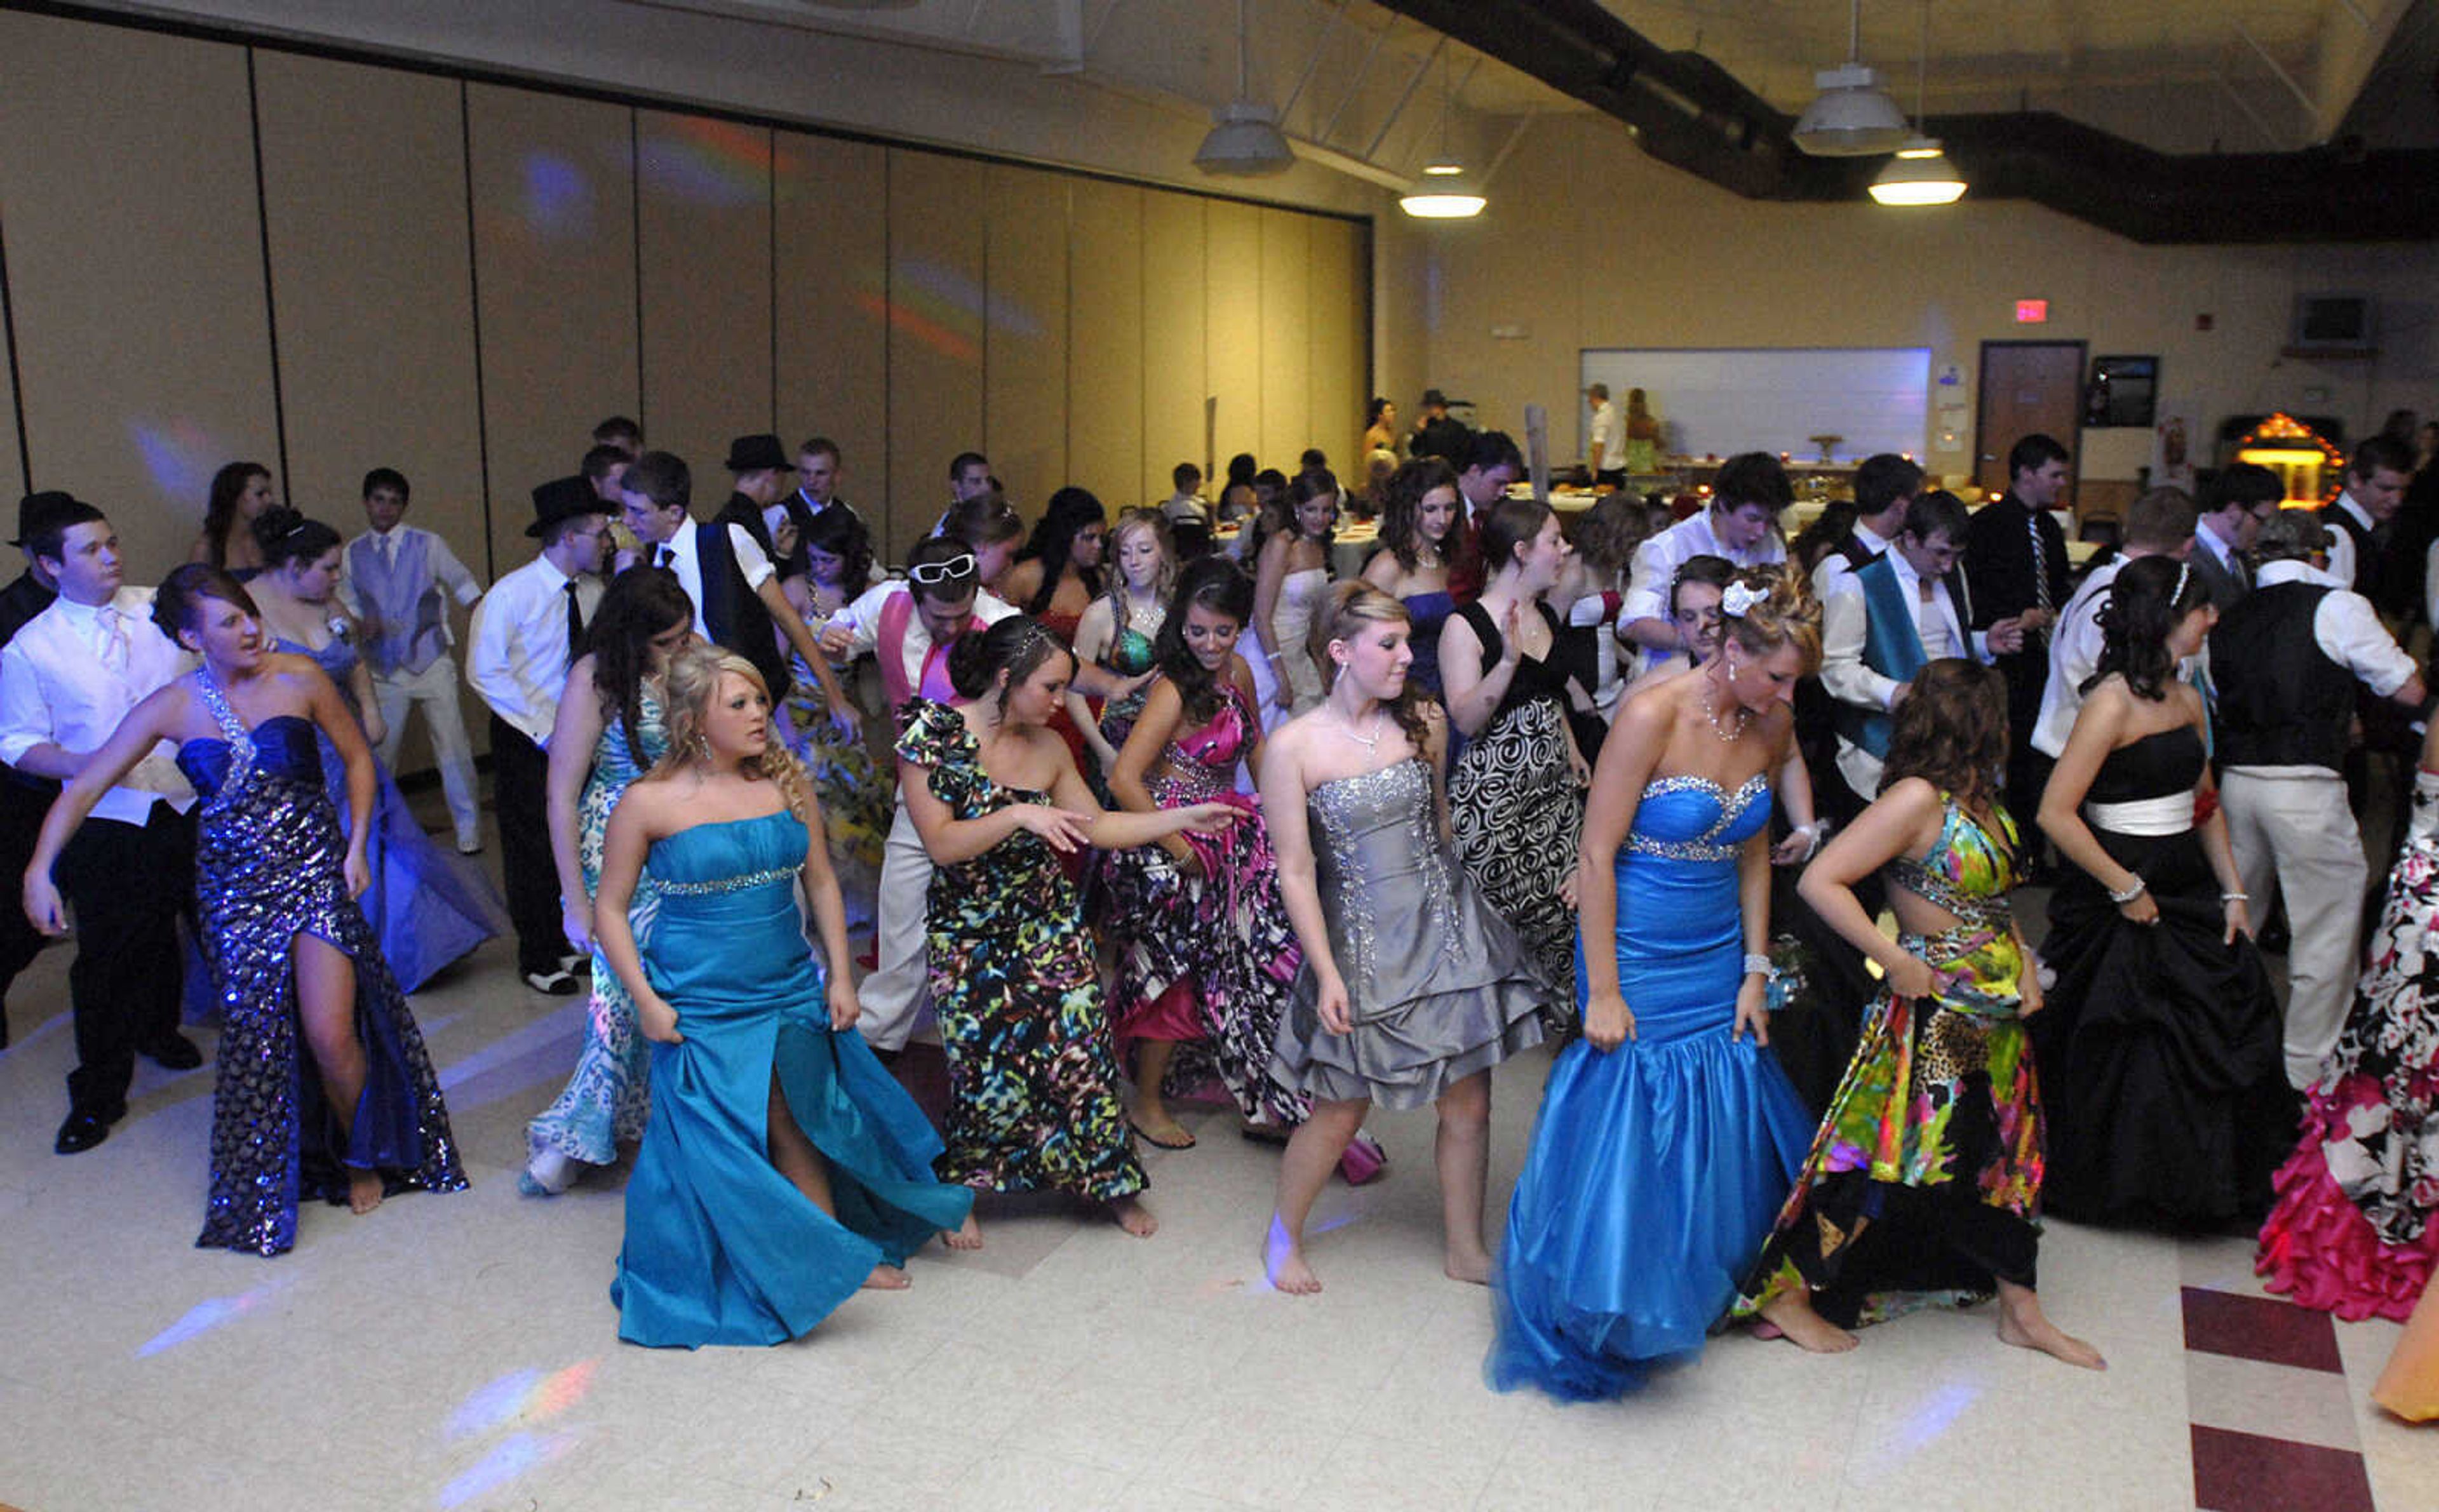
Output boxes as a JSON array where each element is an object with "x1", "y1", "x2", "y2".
[{"x1": 1834, "y1": 554, "x2": 1930, "y2": 761}]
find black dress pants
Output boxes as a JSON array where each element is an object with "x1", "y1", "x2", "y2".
[
  {"x1": 54, "y1": 805, "x2": 192, "y2": 1113},
  {"x1": 0, "y1": 777, "x2": 56, "y2": 1046},
  {"x1": 490, "y1": 716, "x2": 561, "y2": 975}
]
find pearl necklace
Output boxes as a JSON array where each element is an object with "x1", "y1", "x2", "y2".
[{"x1": 1702, "y1": 675, "x2": 1750, "y2": 744}]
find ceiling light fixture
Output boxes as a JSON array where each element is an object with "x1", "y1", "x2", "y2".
[
  {"x1": 1194, "y1": 0, "x2": 1294, "y2": 177},
  {"x1": 1870, "y1": 1, "x2": 1966, "y2": 204},
  {"x1": 1401, "y1": 46, "x2": 1486, "y2": 219},
  {"x1": 1791, "y1": 0, "x2": 1911, "y2": 157}
]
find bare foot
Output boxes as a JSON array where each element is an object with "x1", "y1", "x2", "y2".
[
  {"x1": 1757, "y1": 1292, "x2": 1859, "y2": 1354},
  {"x1": 1265, "y1": 1217, "x2": 1322, "y2": 1295},
  {"x1": 347, "y1": 1169, "x2": 385, "y2": 1216},
  {"x1": 1129, "y1": 1109, "x2": 1195, "y2": 1150},
  {"x1": 942, "y1": 1214, "x2": 984, "y2": 1251},
  {"x1": 1443, "y1": 1247, "x2": 1492, "y2": 1286},
  {"x1": 860, "y1": 1263, "x2": 911, "y2": 1291},
  {"x1": 1997, "y1": 1302, "x2": 2106, "y2": 1370},
  {"x1": 1109, "y1": 1197, "x2": 1159, "y2": 1238}
]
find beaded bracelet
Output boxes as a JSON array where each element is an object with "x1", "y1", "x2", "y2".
[{"x1": 2107, "y1": 876, "x2": 2147, "y2": 905}]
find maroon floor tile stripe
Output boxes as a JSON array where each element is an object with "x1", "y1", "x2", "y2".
[
  {"x1": 2191, "y1": 1424, "x2": 2374, "y2": 1512},
  {"x1": 2182, "y1": 1286, "x2": 2345, "y2": 1373}
]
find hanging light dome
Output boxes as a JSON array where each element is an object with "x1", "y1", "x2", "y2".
[
  {"x1": 1869, "y1": 137, "x2": 1965, "y2": 204},
  {"x1": 1194, "y1": 99, "x2": 1295, "y2": 177},
  {"x1": 1792, "y1": 62, "x2": 1912, "y2": 156},
  {"x1": 1399, "y1": 161, "x2": 1487, "y2": 218}
]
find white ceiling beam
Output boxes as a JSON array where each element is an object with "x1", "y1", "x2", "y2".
[{"x1": 1364, "y1": 34, "x2": 1446, "y2": 159}]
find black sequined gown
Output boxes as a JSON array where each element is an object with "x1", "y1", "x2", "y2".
[{"x1": 178, "y1": 671, "x2": 465, "y2": 1255}]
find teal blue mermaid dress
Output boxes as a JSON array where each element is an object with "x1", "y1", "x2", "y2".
[
  {"x1": 1488, "y1": 773, "x2": 1817, "y2": 1399},
  {"x1": 612, "y1": 810, "x2": 974, "y2": 1349}
]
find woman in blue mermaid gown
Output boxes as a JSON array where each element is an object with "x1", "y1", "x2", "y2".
[
  {"x1": 523, "y1": 570, "x2": 694, "y2": 1196},
  {"x1": 25, "y1": 567, "x2": 464, "y2": 1255},
  {"x1": 593, "y1": 646, "x2": 972, "y2": 1348},
  {"x1": 241, "y1": 508, "x2": 502, "y2": 992},
  {"x1": 1489, "y1": 567, "x2": 1820, "y2": 1400}
]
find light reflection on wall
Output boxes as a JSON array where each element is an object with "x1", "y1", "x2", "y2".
[
  {"x1": 520, "y1": 150, "x2": 592, "y2": 239},
  {"x1": 638, "y1": 117, "x2": 768, "y2": 210},
  {"x1": 849, "y1": 260, "x2": 1047, "y2": 369},
  {"x1": 130, "y1": 418, "x2": 231, "y2": 510}
]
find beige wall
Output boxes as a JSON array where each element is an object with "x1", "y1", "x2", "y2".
[
  {"x1": 1422, "y1": 114, "x2": 2439, "y2": 493},
  {"x1": 0, "y1": 6, "x2": 1377, "y2": 587}
]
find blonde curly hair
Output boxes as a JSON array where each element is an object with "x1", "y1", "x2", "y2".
[
  {"x1": 649, "y1": 645, "x2": 814, "y2": 822},
  {"x1": 1718, "y1": 563, "x2": 1822, "y2": 676}
]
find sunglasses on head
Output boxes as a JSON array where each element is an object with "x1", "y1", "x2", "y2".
[{"x1": 907, "y1": 553, "x2": 978, "y2": 585}]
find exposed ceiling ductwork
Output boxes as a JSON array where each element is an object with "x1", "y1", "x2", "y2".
[{"x1": 1374, "y1": 0, "x2": 2439, "y2": 243}]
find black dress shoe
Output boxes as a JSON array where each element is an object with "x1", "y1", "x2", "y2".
[
  {"x1": 141, "y1": 1033, "x2": 204, "y2": 1071},
  {"x1": 55, "y1": 1108, "x2": 114, "y2": 1154}
]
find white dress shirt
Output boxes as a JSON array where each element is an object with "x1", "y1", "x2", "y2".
[
  {"x1": 338, "y1": 523, "x2": 485, "y2": 636},
  {"x1": 2323, "y1": 492, "x2": 2375, "y2": 591},
  {"x1": 2248, "y1": 559, "x2": 2417, "y2": 702},
  {"x1": 1587, "y1": 399, "x2": 1626, "y2": 470},
  {"x1": 1622, "y1": 509, "x2": 1788, "y2": 632},
  {"x1": 1806, "y1": 519, "x2": 1897, "y2": 605},
  {"x1": 1820, "y1": 554, "x2": 1984, "y2": 796},
  {"x1": 2029, "y1": 556, "x2": 2125, "y2": 759},
  {"x1": 0, "y1": 587, "x2": 197, "y2": 824},
  {"x1": 466, "y1": 556, "x2": 605, "y2": 746},
  {"x1": 647, "y1": 519, "x2": 774, "y2": 643},
  {"x1": 830, "y1": 580, "x2": 1017, "y2": 692}
]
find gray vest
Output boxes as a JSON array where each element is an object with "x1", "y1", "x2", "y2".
[{"x1": 349, "y1": 530, "x2": 448, "y2": 676}]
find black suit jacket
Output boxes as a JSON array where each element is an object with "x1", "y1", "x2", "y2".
[
  {"x1": 1962, "y1": 495, "x2": 2071, "y2": 628},
  {"x1": 2187, "y1": 540, "x2": 2247, "y2": 611}
]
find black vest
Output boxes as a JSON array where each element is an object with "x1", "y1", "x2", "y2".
[
  {"x1": 2208, "y1": 580, "x2": 2349, "y2": 770},
  {"x1": 696, "y1": 512, "x2": 793, "y2": 701}
]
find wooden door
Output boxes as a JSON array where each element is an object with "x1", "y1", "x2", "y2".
[{"x1": 1975, "y1": 341, "x2": 2086, "y2": 500}]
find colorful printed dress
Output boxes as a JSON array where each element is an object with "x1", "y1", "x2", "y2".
[
  {"x1": 1448, "y1": 601, "x2": 1587, "y2": 1002},
  {"x1": 896, "y1": 698, "x2": 1147, "y2": 1200},
  {"x1": 1736, "y1": 794, "x2": 2045, "y2": 1327},
  {"x1": 1099, "y1": 679, "x2": 1305, "y2": 1125},
  {"x1": 178, "y1": 669, "x2": 465, "y2": 1255},
  {"x1": 523, "y1": 694, "x2": 666, "y2": 1179},
  {"x1": 782, "y1": 639, "x2": 890, "y2": 925},
  {"x1": 2256, "y1": 769, "x2": 2439, "y2": 1321}
]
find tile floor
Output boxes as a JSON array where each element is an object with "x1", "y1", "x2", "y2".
[{"x1": 0, "y1": 865, "x2": 2431, "y2": 1512}]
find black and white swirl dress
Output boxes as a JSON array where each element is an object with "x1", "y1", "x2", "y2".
[{"x1": 1449, "y1": 599, "x2": 1587, "y2": 1001}]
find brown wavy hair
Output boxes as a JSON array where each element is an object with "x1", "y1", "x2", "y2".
[
  {"x1": 1308, "y1": 580, "x2": 1433, "y2": 758},
  {"x1": 1879, "y1": 657, "x2": 2009, "y2": 812},
  {"x1": 1718, "y1": 562, "x2": 1822, "y2": 675},
  {"x1": 1376, "y1": 457, "x2": 1467, "y2": 573},
  {"x1": 649, "y1": 645, "x2": 813, "y2": 825}
]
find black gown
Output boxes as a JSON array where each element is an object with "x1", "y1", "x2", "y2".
[{"x1": 2034, "y1": 724, "x2": 2295, "y2": 1225}]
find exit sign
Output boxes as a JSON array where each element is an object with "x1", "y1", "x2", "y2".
[{"x1": 2016, "y1": 298, "x2": 2050, "y2": 324}]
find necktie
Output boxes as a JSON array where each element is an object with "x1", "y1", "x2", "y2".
[
  {"x1": 654, "y1": 544, "x2": 672, "y2": 570},
  {"x1": 563, "y1": 580, "x2": 586, "y2": 669},
  {"x1": 2028, "y1": 510, "x2": 2053, "y2": 615},
  {"x1": 97, "y1": 606, "x2": 130, "y2": 672},
  {"x1": 379, "y1": 534, "x2": 395, "y2": 570}
]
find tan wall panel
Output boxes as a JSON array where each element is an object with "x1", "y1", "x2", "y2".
[
  {"x1": 1306, "y1": 218, "x2": 1366, "y2": 484},
  {"x1": 1066, "y1": 180, "x2": 1145, "y2": 518},
  {"x1": 1205, "y1": 201, "x2": 1262, "y2": 477},
  {"x1": 1259, "y1": 210, "x2": 1312, "y2": 471},
  {"x1": 1139, "y1": 191, "x2": 1208, "y2": 506},
  {"x1": 982, "y1": 166, "x2": 1070, "y2": 509},
  {"x1": 0, "y1": 12, "x2": 276, "y2": 579},
  {"x1": 637, "y1": 109, "x2": 772, "y2": 493},
  {"x1": 253, "y1": 55, "x2": 484, "y2": 566},
  {"x1": 466, "y1": 83, "x2": 639, "y2": 573},
  {"x1": 774, "y1": 133, "x2": 889, "y2": 537},
  {"x1": 883, "y1": 151, "x2": 988, "y2": 558},
  {"x1": 0, "y1": 319, "x2": 22, "y2": 503}
]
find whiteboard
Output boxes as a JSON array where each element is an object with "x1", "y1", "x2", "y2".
[{"x1": 1581, "y1": 347, "x2": 1931, "y2": 463}]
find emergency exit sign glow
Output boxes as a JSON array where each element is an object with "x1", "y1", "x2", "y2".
[{"x1": 2015, "y1": 299, "x2": 2050, "y2": 324}]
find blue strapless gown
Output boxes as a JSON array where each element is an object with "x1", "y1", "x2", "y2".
[
  {"x1": 1488, "y1": 775, "x2": 1816, "y2": 1400},
  {"x1": 279, "y1": 636, "x2": 504, "y2": 993},
  {"x1": 178, "y1": 710, "x2": 465, "y2": 1254},
  {"x1": 613, "y1": 810, "x2": 974, "y2": 1348},
  {"x1": 1401, "y1": 589, "x2": 1455, "y2": 699}
]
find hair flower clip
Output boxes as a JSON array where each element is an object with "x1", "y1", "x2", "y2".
[{"x1": 1720, "y1": 581, "x2": 1764, "y2": 619}]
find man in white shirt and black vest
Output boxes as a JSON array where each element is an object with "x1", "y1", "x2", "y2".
[
  {"x1": 0, "y1": 495, "x2": 202, "y2": 1152},
  {"x1": 615, "y1": 450, "x2": 857, "y2": 736},
  {"x1": 2211, "y1": 508, "x2": 2426, "y2": 1088}
]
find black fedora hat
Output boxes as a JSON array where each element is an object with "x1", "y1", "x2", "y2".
[
  {"x1": 527, "y1": 475, "x2": 604, "y2": 538},
  {"x1": 724, "y1": 433, "x2": 792, "y2": 473},
  {"x1": 11, "y1": 490, "x2": 88, "y2": 547},
  {"x1": 1420, "y1": 388, "x2": 1449, "y2": 409}
]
